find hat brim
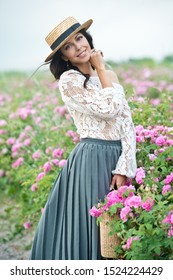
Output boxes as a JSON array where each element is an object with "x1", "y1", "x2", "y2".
[{"x1": 45, "y1": 19, "x2": 93, "y2": 62}]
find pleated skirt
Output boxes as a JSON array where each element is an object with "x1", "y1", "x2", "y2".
[{"x1": 29, "y1": 137, "x2": 122, "y2": 260}]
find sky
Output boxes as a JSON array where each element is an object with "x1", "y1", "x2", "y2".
[{"x1": 0, "y1": 0, "x2": 173, "y2": 71}]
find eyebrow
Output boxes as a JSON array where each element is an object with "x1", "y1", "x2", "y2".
[{"x1": 63, "y1": 33, "x2": 81, "y2": 47}]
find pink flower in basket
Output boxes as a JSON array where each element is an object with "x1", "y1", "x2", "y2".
[
  {"x1": 120, "y1": 206, "x2": 131, "y2": 222},
  {"x1": 106, "y1": 190, "x2": 123, "y2": 206},
  {"x1": 89, "y1": 206, "x2": 102, "y2": 218},
  {"x1": 124, "y1": 195, "x2": 142, "y2": 208}
]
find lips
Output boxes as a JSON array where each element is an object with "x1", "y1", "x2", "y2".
[{"x1": 77, "y1": 50, "x2": 86, "y2": 57}]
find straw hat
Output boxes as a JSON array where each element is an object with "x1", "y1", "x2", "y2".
[{"x1": 45, "y1": 16, "x2": 93, "y2": 62}]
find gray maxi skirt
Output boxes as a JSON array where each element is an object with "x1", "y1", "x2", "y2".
[{"x1": 29, "y1": 137, "x2": 122, "y2": 260}]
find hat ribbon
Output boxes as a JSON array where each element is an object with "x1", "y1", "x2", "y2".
[{"x1": 50, "y1": 23, "x2": 80, "y2": 50}]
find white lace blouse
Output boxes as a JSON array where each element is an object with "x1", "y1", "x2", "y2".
[{"x1": 59, "y1": 69, "x2": 137, "y2": 178}]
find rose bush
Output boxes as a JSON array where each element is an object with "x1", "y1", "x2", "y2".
[{"x1": 90, "y1": 173, "x2": 173, "y2": 259}]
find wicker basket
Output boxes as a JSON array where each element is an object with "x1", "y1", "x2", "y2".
[{"x1": 100, "y1": 212, "x2": 121, "y2": 258}]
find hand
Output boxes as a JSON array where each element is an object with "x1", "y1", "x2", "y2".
[
  {"x1": 111, "y1": 174, "x2": 127, "y2": 189},
  {"x1": 89, "y1": 49, "x2": 104, "y2": 70}
]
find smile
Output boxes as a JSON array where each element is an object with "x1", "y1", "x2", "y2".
[{"x1": 77, "y1": 50, "x2": 86, "y2": 57}]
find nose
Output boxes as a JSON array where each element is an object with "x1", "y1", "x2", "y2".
[{"x1": 75, "y1": 42, "x2": 82, "y2": 51}]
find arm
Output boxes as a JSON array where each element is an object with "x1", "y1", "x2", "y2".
[
  {"x1": 89, "y1": 50, "x2": 119, "y2": 88},
  {"x1": 110, "y1": 83, "x2": 137, "y2": 186},
  {"x1": 112, "y1": 122, "x2": 137, "y2": 179},
  {"x1": 58, "y1": 70, "x2": 125, "y2": 120}
]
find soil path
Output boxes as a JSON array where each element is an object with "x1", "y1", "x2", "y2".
[{"x1": 0, "y1": 198, "x2": 34, "y2": 260}]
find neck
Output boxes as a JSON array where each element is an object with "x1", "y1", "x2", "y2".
[{"x1": 73, "y1": 62, "x2": 96, "y2": 76}]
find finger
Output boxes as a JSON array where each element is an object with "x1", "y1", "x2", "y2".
[
  {"x1": 98, "y1": 50, "x2": 103, "y2": 57},
  {"x1": 115, "y1": 178, "x2": 122, "y2": 189},
  {"x1": 90, "y1": 49, "x2": 103, "y2": 57},
  {"x1": 95, "y1": 50, "x2": 103, "y2": 57},
  {"x1": 115, "y1": 182, "x2": 121, "y2": 189},
  {"x1": 111, "y1": 176, "x2": 116, "y2": 186},
  {"x1": 90, "y1": 49, "x2": 96, "y2": 55},
  {"x1": 116, "y1": 181, "x2": 125, "y2": 188}
]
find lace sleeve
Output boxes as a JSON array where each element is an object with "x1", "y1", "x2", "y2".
[
  {"x1": 112, "y1": 121, "x2": 137, "y2": 178},
  {"x1": 111, "y1": 84, "x2": 137, "y2": 178},
  {"x1": 58, "y1": 70, "x2": 125, "y2": 120}
]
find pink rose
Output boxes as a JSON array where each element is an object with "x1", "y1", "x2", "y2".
[
  {"x1": 19, "y1": 132, "x2": 27, "y2": 139},
  {"x1": 150, "y1": 99, "x2": 161, "y2": 106},
  {"x1": 37, "y1": 172, "x2": 45, "y2": 181},
  {"x1": 24, "y1": 125, "x2": 32, "y2": 131},
  {"x1": 32, "y1": 150, "x2": 41, "y2": 160},
  {"x1": 136, "y1": 135, "x2": 145, "y2": 143},
  {"x1": 135, "y1": 167, "x2": 145, "y2": 184},
  {"x1": 0, "y1": 170, "x2": 5, "y2": 177},
  {"x1": 52, "y1": 148, "x2": 64, "y2": 158},
  {"x1": 51, "y1": 159, "x2": 59, "y2": 166},
  {"x1": 9, "y1": 113, "x2": 16, "y2": 119},
  {"x1": 120, "y1": 206, "x2": 131, "y2": 222},
  {"x1": 24, "y1": 138, "x2": 31, "y2": 146},
  {"x1": 142, "y1": 198, "x2": 154, "y2": 211},
  {"x1": 117, "y1": 185, "x2": 135, "y2": 198},
  {"x1": 12, "y1": 157, "x2": 24, "y2": 168},
  {"x1": 6, "y1": 138, "x2": 16, "y2": 145},
  {"x1": 164, "y1": 173, "x2": 173, "y2": 184},
  {"x1": 162, "y1": 210, "x2": 173, "y2": 225},
  {"x1": 45, "y1": 147, "x2": 53, "y2": 154},
  {"x1": 31, "y1": 183, "x2": 37, "y2": 192},
  {"x1": 155, "y1": 135, "x2": 166, "y2": 146},
  {"x1": 122, "y1": 236, "x2": 140, "y2": 250},
  {"x1": 12, "y1": 143, "x2": 22, "y2": 153},
  {"x1": 106, "y1": 190, "x2": 123, "y2": 206},
  {"x1": 23, "y1": 222, "x2": 31, "y2": 229},
  {"x1": 0, "y1": 129, "x2": 7, "y2": 134},
  {"x1": 125, "y1": 195, "x2": 141, "y2": 208},
  {"x1": 54, "y1": 106, "x2": 66, "y2": 116},
  {"x1": 167, "y1": 139, "x2": 173, "y2": 146},
  {"x1": 148, "y1": 154, "x2": 157, "y2": 161},
  {"x1": 58, "y1": 159, "x2": 67, "y2": 168},
  {"x1": 0, "y1": 119, "x2": 7, "y2": 126},
  {"x1": 162, "y1": 184, "x2": 171, "y2": 195},
  {"x1": 89, "y1": 206, "x2": 103, "y2": 218},
  {"x1": 168, "y1": 226, "x2": 173, "y2": 238},
  {"x1": 12, "y1": 152, "x2": 18, "y2": 158},
  {"x1": 135, "y1": 125, "x2": 144, "y2": 134},
  {"x1": 43, "y1": 162, "x2": 52, "y2": 173}
]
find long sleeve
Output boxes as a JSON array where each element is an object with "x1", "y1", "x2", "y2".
[
  {"x1": 59, "y1": 70, "x2": 125, "y2": 120},
  {"x1": 58, "y1": 69, "x2": 137, "y2": 178},
  {"x1": 109, "y1": 83, "x2": 137, "y2": 178},
  {"x1": 111, "y1": 121, "x2": 137, "y2": 178}
]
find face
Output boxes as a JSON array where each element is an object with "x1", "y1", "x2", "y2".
[{"x1": 60, "y1": 32, "x2": 91, "y2": 67}]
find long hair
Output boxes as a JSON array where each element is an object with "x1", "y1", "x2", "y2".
[{"x1": 49, "y1": 29, "x2": 94, "y2": 88}]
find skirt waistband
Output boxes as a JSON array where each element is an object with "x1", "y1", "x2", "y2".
[{"x1": 80, "y1": 137, "x2": 121, "y2": 146}]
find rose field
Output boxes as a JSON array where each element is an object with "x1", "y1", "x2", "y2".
[{"x1": 0, "y1": 57, "x2": 173, "y2": 259}]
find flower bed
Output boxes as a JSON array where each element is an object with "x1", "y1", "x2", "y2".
[{"x1": 0, "y1": 62, "x2": 173, "y2": 252}]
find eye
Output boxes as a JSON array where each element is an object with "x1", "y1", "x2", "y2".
[
  {"x1": 76, "y1": 35, "x2": 83, "y2": 41},
  {"x1": 64, "y1": 44, "x2": 71, "y2": 51}
]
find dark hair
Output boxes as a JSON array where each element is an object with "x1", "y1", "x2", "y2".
[{"x1": 49, "y1": 29, "x2": 94, "y2": 88}]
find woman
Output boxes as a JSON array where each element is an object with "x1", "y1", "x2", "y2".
[{"x1": 30, "y1": 16, "x2": 136, "y2": 260}]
